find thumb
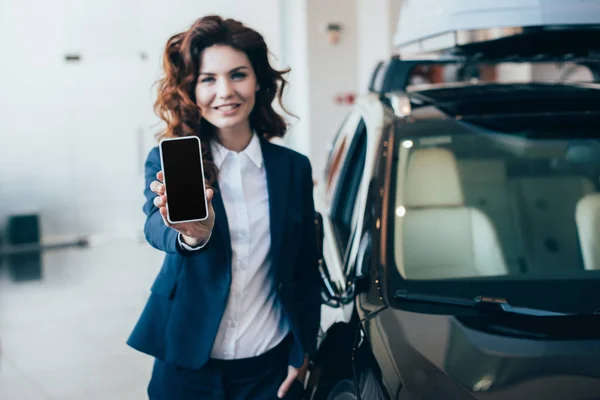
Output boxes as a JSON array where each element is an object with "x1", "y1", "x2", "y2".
[
  {"x1": 206, "y1": 188, "x2": 214, "y2": 203},
  {"x1": 277, "y1": 367, "x2": 297, "y2": 398},
  {"x1": 159, "y1": 207, "x2": 172, "y2": 228}
]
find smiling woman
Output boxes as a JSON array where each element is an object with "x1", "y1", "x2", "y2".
[
  {"x1": 127, "y1": 15, "x2": 320, "y2": 400},
  {"x1": 153, "y1": 15, "x2": 293, "y2": 185},
  {"x1": 195, "y1": 47, "x2": 260, "y2": 146}
]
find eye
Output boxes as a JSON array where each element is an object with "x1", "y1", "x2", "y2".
[
  {"x1": 199, "y1": 76, "x2": 214, "y2": 83},
  {"x1": 232, "y1": 72, "x2": 247, "y2": 80}
]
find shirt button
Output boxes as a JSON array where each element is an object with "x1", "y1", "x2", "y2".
[{"x1": 278, "y1": 283, "x2": 284, "y2": 291}]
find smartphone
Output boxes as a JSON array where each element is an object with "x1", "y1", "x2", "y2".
[{"x1": 158, "y1": 136, "x2": 209, "y2": 224}]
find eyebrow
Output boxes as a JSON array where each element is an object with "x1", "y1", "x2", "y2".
[{"x1": 199, "y1": 66, "x2": 249, "y2": 76}]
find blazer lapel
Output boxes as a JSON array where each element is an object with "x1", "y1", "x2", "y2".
[
  {"x1": 261, "y1": 139, "x2": 289, "y2": 274},
  {"x1": 211, "y1": 181, "x2": 232, "y2": 264}
]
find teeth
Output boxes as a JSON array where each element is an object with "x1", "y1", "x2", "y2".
[{"x1": 217, "y1": 105, "x2": 238, "y2": 111}]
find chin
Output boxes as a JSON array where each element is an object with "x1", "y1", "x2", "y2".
[
  {"x1": 213, "y1": 120, "x2": 240, "y2": 130},
  {"x1": 210, "y1": 117, "x2": 248, "y2": 131}
]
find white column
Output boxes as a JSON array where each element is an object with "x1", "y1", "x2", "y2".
[
  {"x1": 357, "y1": 0, "x2": 392, "y2": 93},
  {"x1": 279, "y1": 0, "x2": 311, "y2": 158},
  {"x1": 306, "y1": 0, "x2": 359, "y2": 180},
  {"x1": 279, "y1": 0, "x2": 405, "y2": 179}
]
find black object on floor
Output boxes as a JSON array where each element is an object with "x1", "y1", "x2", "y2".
[{"x1": 6, "y1": 214, "x2": 42, "y2": 282}]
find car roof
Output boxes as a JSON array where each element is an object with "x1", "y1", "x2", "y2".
[{"x1": 393, "y1": 0, "x2": 600, "y2": 57}]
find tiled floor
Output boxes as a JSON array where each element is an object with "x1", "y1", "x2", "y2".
[{"x1": 0, "y1": 238, "x2": 163, "y2": 400}]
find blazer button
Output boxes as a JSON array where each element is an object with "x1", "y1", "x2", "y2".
[{"x1": 278, "y1": 283, "x2": 284, "y2": 292}]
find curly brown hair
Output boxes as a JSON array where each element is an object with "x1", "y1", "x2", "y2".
[{"x1": 154, "y1": 15, "x2": 293, "y2": 184}]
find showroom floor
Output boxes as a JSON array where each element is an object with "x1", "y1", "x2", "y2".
[{"x1": 0, "y1": 238, "x2": 162, "y2": 400}]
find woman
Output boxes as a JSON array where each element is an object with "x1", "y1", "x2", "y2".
[{"x1": 127, "y1": 15, "x2": 321, "y2": 400}]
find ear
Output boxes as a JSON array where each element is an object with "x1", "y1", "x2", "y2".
[{"x1": 255, "y1": 83, "x2": 260, "y2": 92}]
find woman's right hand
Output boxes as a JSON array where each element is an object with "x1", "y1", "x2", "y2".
[{"x1": 150, "y1": 171, "x2": 216, "y2": 247}]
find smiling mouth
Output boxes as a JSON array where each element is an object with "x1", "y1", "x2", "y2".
[{"x1": 214, "y1": 104, "x2": 241, "y2": 111}]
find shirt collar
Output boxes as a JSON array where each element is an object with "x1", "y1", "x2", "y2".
[{"x1": 210, "y1": 132, "x2": 263, "y2": 169}]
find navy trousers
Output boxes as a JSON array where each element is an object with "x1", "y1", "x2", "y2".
[{"x1": 147, "y1": 336, "x2": 305, "y2": 400}]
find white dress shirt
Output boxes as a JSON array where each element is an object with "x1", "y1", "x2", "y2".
[{"x1": 180, "y1": 134, "x2": 290, "y2": 360}]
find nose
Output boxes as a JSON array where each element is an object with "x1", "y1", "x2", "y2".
[{"x1": 216, "y1": 77, "x2": 234, "y2": 100}]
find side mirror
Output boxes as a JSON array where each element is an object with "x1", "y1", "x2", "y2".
[{"x1": 315, "y1": 212, "x2": 343, "y2": 308}]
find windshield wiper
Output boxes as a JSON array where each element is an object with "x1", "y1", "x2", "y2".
[{"x1": 393, "y1": 290, "x2": 571, "y2": 316}]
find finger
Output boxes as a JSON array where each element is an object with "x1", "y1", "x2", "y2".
[
  {"x1": 157, "y1": 171, "x2": 164, "y2": 182},
  {"x1": 150, "y1": 181, "x2": 164, "y2": 195},
  {"x1": 206, "y1": 188, "x2": 214, "y2": 203},
  {"x1": 277, "y1": 369, "x2": 298, "y2": 399},
  {"x1": 153, "y1": 195, "x2": 167, "y2": 208},
  {"x1": 159, "y1": 207, "x2": 172, "y2": 227}
]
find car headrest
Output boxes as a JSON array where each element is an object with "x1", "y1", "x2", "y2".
[{"x1": 404, "y1": 148, "x2": 464, "y2": 208}]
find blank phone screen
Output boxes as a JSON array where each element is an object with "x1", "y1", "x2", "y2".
[{"x1": 160, "y1": 137, "x2": 208, "y2": 223}]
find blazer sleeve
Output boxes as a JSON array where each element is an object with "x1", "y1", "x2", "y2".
[
  {"x1": 293, "y1": 156, "x2": 322, "y2": 360},
  {"x1": 142, "y1": 147, "x2": 206, "y2": 256}
]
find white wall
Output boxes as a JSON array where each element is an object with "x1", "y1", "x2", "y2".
[
  {"x1": 0, "y1": 0, "x2": 281, "y2": 241},
  {"x1": 532, "y1": 63, "x2": 594, "y2": 83},
  {"x1": 498, "y1": 63, "x2": 594, "y2": 84},
  {"x1": 357, "y1": 0, "x2": 403, "y2": 93},
  {"x1": 280, "y1": 0, "x2": 311, "y2": 157},
  {"x1": 497, "y1": 64, "x2": 532, "y2": 82},
  {"x1": 1, "y1": 0, "x2": 401, "y2": 241},
  {"x1": 306, "y1": 0, "x2": 358, "y2": 183}
]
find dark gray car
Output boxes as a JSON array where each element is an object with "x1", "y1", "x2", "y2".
[{"x1": 307, "y1": 32, "x2": 600, "y2": 400}]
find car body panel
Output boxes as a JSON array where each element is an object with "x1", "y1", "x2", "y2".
[
  {"x1": 367, "y1": 307, "x2": 600, "y2": 400},
  {"x1": 394, "y1": 0, "x2": 600, "y2": 56},
  {"x1": 315, "y1": 94, "x2": 394, "y2": 336}
]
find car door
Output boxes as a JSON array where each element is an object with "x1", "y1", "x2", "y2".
[
  {"x1": 334, "y1": 97, "x2": 401, "y2": 397},
  {"x1": 312, "y1": 96, "x2": 400, "y2": 398},
  {"x1": 316, "y1": 109, "x2": 367, "y2": 332}
]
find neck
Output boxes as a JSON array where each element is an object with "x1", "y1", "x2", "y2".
[{"x1": 216, "y1": 122, "x2": 253, "y2": 152}]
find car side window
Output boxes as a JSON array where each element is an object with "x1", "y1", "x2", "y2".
[
  {"x1": 324, "y1": 112, "x2": 363, "y2": 205},
  {"x1": 324, "y1": 113, "x2": 350, "y2": 178},
  {"x1": 330, "y1": 119, "x2": 367, "y2": 256}
]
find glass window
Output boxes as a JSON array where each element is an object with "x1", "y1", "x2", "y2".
[
  {"x1": 391, "y1": 115, "x2": 600, "y2": 281},
  {"x1": 331, "y1": 121, "x2": 367, "y2": 256},
  {"x1": 324, "y1": 112, "x2": 363, "y2": 204}
]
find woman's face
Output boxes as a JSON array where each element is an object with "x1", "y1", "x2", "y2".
[{"x1": 195, "y1": 45, "x2": 259, "y2": 133}]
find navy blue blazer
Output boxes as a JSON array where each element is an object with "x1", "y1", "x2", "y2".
[{"x1": 127, "y1": 137, "x2": 321, "y2": 369}]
